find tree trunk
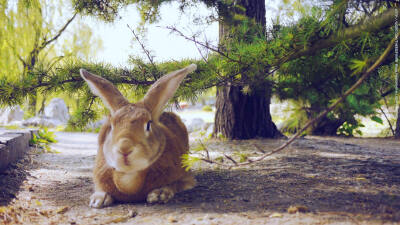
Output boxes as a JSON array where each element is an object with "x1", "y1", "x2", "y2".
[
  {"x1": 395, "y1": 105, "x2": 400, "y2": 138},
  {"x1": 213, "y1": 0, "x2": 282, "y2": 139},
  {"x1": 310, "y1": 116, "x2": 344, "y2": 136},
  {"x1": 28, "y1": 93, "x2": 37, "y2": 116},
  {"x1": 214, "y1": 83, "x2": 282, "y2": 139}
]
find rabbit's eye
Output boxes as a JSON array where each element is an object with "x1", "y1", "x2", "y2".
[{"x1": 146, "y1": 120, "x2": 152, "y2": 132}]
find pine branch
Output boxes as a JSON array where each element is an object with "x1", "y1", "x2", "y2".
[
  {"x1": 198, "y1": 32, "x2": 398, "y2": 168},
  {"x1": 278, "y1": 8, "x2": 396, "y2": 65}
]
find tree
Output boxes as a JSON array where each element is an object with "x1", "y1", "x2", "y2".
[
  {"x1": 276, "y1": 23, "x2": 394, "y2": 135},
  {"x1": 0, "y1": 0, "x2": 101, "y2": 115},
  {"x1": 213, "y1": 0, "x2": 283, "y2": 139},
  {"x1": 0, "y1": 0, "x2": 397, "y2": 139},
  {"x1": 70, "y1": 0, "x2": 397, "y2": 138}
]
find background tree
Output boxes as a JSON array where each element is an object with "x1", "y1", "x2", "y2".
[
  {"x1": 0, "y1": 0, "x2": 101, "y2": 115},
  {"x1": 71, "y1": 0, "x2": 397, "y2": 138},
  {"x1": 275, "y1": 8, "x2": 395, "y2": 136},
  {"x1": 0, "y1": 0, "x2": 397, "y2": 139}
]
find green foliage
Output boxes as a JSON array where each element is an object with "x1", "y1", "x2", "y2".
[
  {"x1": 1, "y1": 0, "x2": 395, "y2": 134},
  {"x1": 350, "y1": 58, "x2": 368, "y2": 75},
  {"x1": 181, "y1": 154, "x2": 200, "y2": 171},
  {"x1": 371, "y1": 116, "x2": 383, "y2": 125},
  {"x1": 30, "y1": 128, "x2": 58, "y2": 153},
  {"x1": 337, "y1": 121, "x2": 364, "y2": 137},
  {"x1": 275, "y1": 3, "x2": 393, "y2": 135},
  {"x1": 278, "y1": 101, "x2": 309, "y2": 135},
  {"x1": 233, "y1": 151, "x2": 248, "y2": 163},
  {"x1": 3, "y1": 125, "x2": 21, "y2": 130},
  {"x1": 202, "y1": 105, "x2": 213, "y2": 112},
  {"x1": 0, "y1": 0, "x2": 102, "y2": 115}
]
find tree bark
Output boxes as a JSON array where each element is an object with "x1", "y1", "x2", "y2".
[
  {"x1": 215, "y1": 83, "x2": 282, "y2": 139},
  {"x1": 310, "y1": 117, "x2": 345, "y2": 136},
  {"x1": 395, "y1": 105, "x2": 400, "y2": 138},
  {"x1": 214, "y1": 0, "x2": 283, "y2": 139}
]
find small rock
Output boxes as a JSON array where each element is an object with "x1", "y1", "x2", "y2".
[
  {"x1": 186, "y1": 118, "x2": 205, "y2": 133},
  {"x1": 168, "y1": 216, "x2": 178, "y2": 223},
  {"x1": 44, "y1": 98, "x2": 70, "y2": 123},
  {"x1": 287, "y1": 205, "x2": 309, "y2": 214},
  {"x1": 0, "y1": 106, "x2": 24, "y2": 125}
]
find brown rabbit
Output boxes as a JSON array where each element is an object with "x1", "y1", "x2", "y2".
[{"x1": 79, "y1": 64, "x2": 197, "y2": 208}]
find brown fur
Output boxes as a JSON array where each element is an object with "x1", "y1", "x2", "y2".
[
  {"x1": 94, "y1": 111, "x2": 192, "y2": 202},
  {"x1": 80, "y1": 65, "x2": 197, "y2": 207}
]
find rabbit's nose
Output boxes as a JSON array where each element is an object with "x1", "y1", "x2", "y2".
[{"x1": 118, "y1": 150, "x2": 132, "y2": 157}]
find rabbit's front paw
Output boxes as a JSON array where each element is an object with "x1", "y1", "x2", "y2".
[
  {"x1": 147, "y1": 187, "x2": 174, "y2": 204},
  {"x1": 89, "y1": 191, "x2": 113, "y2": 208}
]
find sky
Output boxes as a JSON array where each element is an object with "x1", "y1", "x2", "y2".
[
  {"x1": 81, "y1": 2, "x2": 219, "y2": 66},
  {"x1": 80, "y1": 1, "x2": 283, "y2": 67}
]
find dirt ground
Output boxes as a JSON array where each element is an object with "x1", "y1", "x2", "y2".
[{"x1": 0, "y1": 132, "x2": 399, "y2": 225}]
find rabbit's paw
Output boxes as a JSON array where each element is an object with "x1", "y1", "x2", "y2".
[
  {"x1": 147, "y1": 187, "x2": 174, "y2": 204},
  {"x1": 89, "y1": 191, "x2": 113, "y2": 208}
]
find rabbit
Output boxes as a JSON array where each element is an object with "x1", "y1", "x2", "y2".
[{"x1": 79, "y1": 64, "x2": 197, "y2": 208}]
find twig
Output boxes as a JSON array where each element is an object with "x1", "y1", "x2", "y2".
[
  {"x1": 127, "y1": 25, "x2": 156, "y2": 68},
  {"x1": 223, "y1": 154, "x2": 238, "y2": 166},
  {"x1": 199, "y1": 140, "x2": 210, "y2": 160},
  {"x1": 164, "y1": 26, "x2": 241, "y2": 64},
  {"x1": 194, "y1": 41, "x2": 208, "y2": 63},
  {"x1": 378, "y1": 106, "x2": 395, "y2": 136},
  {"x1": 253, "y1": 144, "x2": 265, "y2": 153},
  {"x1": 39, "y1": 13, "x2": 77, "y2": 51}
]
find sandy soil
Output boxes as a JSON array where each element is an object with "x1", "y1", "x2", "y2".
[{"x1": 0, "y1": 132, "x2": 399, "y2": 224}]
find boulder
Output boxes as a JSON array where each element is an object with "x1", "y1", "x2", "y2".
[
  {"x1": 186, "y1": 118, "x2": 205, "y2": 133},
  {"x1": 86, "y1": 117, "x2": 107, "y2": 130},
  {"x1": 22, "y1": 116, "x2": 61, "y2": 128},
  {"x1": 0, "y1": 106, "x2": 24, "y2": 125},
  {"x1": 44, "y1": 98, "x2": 70, "y2": 124}
]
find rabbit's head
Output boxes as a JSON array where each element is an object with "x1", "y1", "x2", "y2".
[{"x1": 80, "y1": 64, "x2": 196, "y2": 173}]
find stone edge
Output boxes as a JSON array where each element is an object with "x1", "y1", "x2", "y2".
[{"x1": 0, "y1": 129, "x2": 38, "y2": 172}]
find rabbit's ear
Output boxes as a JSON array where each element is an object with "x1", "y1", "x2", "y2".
[
  {"x1": 80, "y1": 69, "x2": 129, "y2": 113},
  {"x1": 142, "y1": 64, "x2": 197, "y2": 121}
]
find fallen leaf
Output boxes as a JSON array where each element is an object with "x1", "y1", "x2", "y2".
[
  {"x1": 35, "y1": 200, "x2": 42, "y2": 206},
  {"x1": 56, "y1": 206, "x2": 69, "y2": 214},
  {"x1": 0, "y1": 206, "x2": 7, "y2": 213},
  {"x1": 106, "y1": 216, "x2": 129, "y2": 223},
  {"x1": 39, "y1": 210, "x2": 50, "y2": 217},
  {"x1": 28, "y1": 185, "x2": 34, "y2": 192},
  {"x1": 270, "y1": 212, "x2": 283, "y2": 218},
  {"x1": 287, "y1": 205, "x2": 309, "y2": 214},
  {"x1": 356, "y1": 177, "x2": 367, "y2": 181},
  {"x1": 104, "y1": 210, "x2": 137, "y2": 224},
  {"x1": 168, "y1": 216, "x2": 178, "y2": 223}
]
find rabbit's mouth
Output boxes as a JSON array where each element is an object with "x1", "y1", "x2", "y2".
[
  {"x1": 123, "y1": 157, "x2": 130, "y2": 166},
  {"x1": 114, "y1": 156, "x2": 150, "y2": 172}
]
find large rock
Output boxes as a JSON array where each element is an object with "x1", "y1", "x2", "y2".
[
  {"x1": 22, "y1": 116, "x2": 62, "y2": 128},
  {"x1": 0, "y1": 106, "x2": 24, "y2": 125},
  {"x1": 44, "y1": 98, "x2": 70, "y2": 123},
  {"x1": 86, "y1": 117, "x2": 107, "y2": 130},
  {"x1": 186, "y1": 118, "x2": 205, "y2": 133}
]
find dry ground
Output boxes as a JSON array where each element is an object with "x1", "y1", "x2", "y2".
[{"x1": 0, "y1": 132, "x2": 399, "y2": 224}]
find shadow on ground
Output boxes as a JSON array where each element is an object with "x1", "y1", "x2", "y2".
[{"x1": 32, "y1": 138, "x2": 400, "y2": 222}]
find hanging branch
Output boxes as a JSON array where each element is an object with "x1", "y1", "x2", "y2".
[
  {"x1": 127, "y1": 25, "x2": 157, "y2": 68},
  {"x1": 164, "y1": 26, "x2": 241, "y2": 64},
  {"x1": 198, "y1": 33, "x2": 399, "y2": 168},
  {"x1": 39, "y1": 13, "x2": 77, "y2": 51}
]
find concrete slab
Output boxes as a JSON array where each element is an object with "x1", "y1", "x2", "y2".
[{"x1": 0, "y1": 129, "x2": 36, "y2": 172}]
